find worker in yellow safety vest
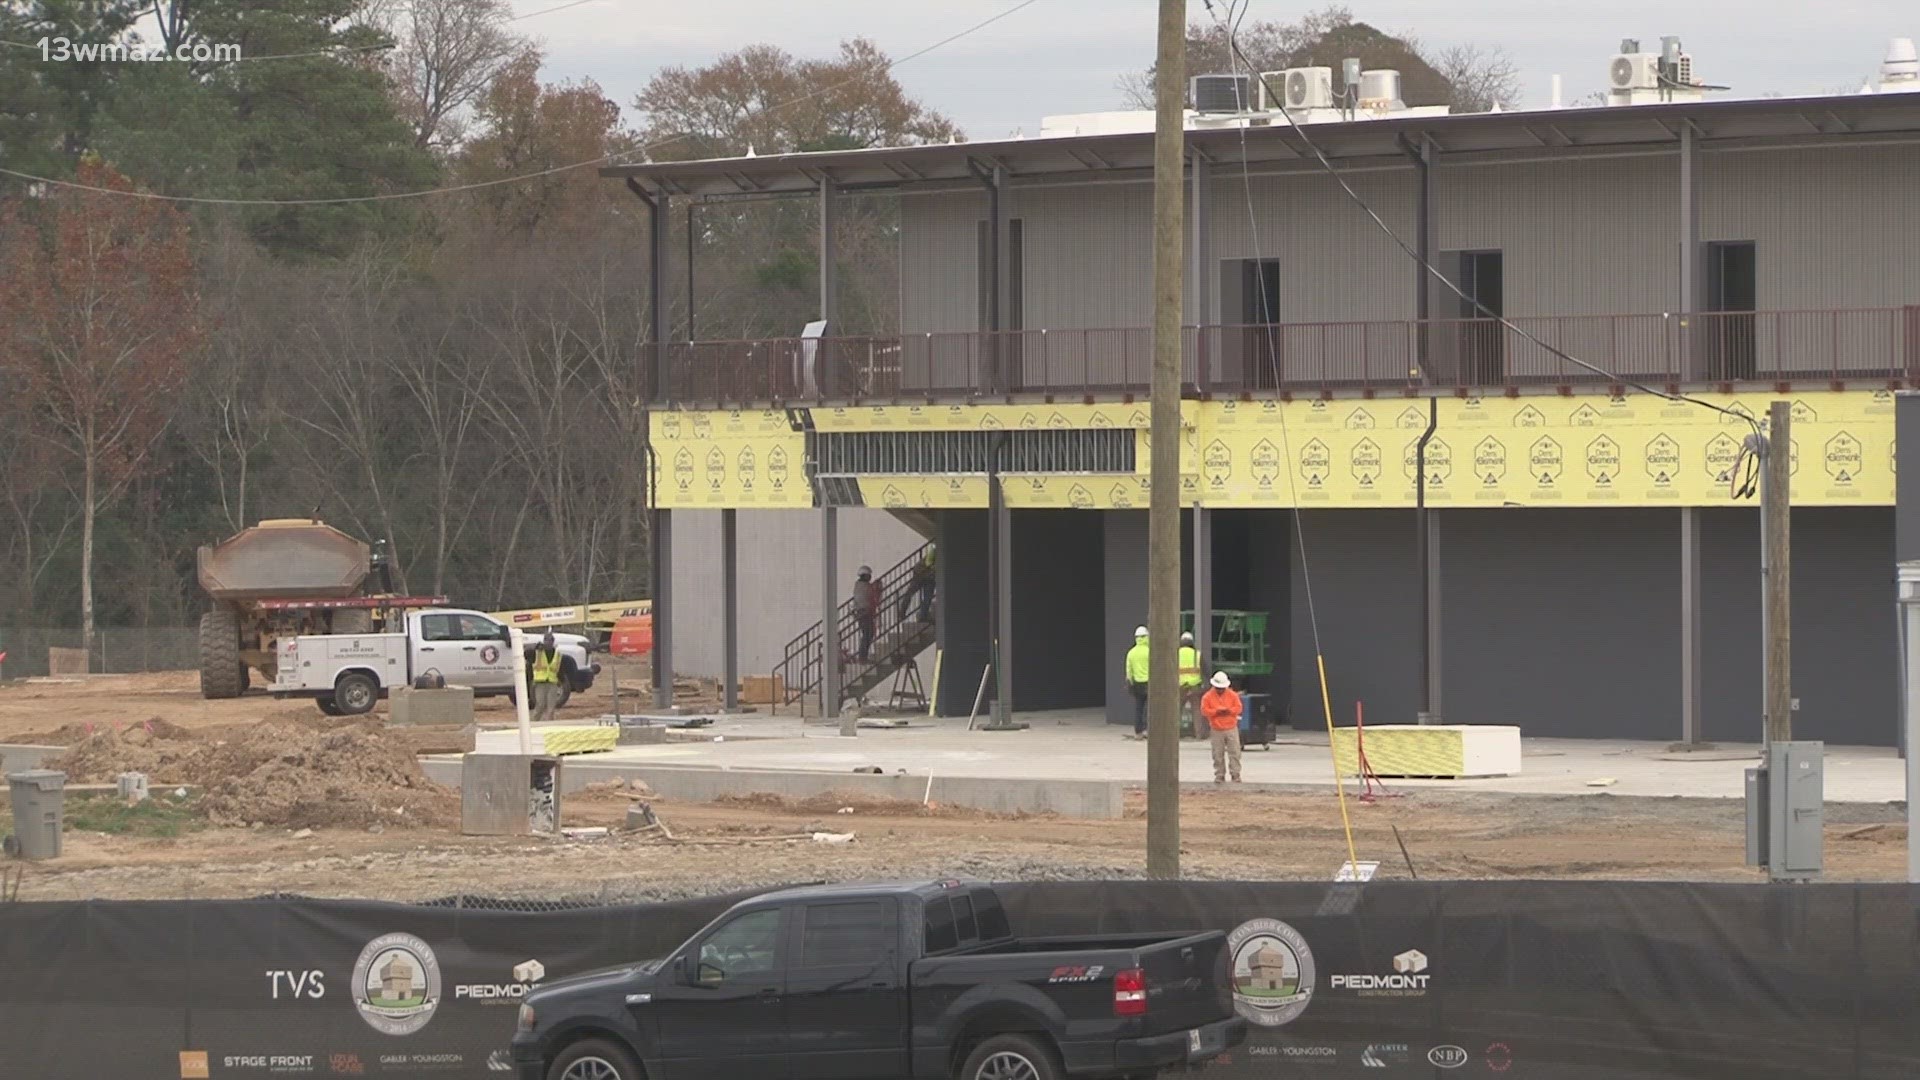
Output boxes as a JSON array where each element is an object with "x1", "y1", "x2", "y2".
[
  {"x1": 1125, "y1": 626, "x2": 1150, "y2": 739},
  {"x1": 531, "y1": 630, "x2": 563, "y2": 724},
  {"x1": 1179, "y1": 632, "x2": 1204, "y2": 739}
]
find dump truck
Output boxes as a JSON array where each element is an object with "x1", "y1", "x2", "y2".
[{"x1": 195, "y1": 519, "x2": 442, "y2": 699}]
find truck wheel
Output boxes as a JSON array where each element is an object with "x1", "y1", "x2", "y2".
[
  {"x1": 198, "y1": 607, "x2": 245, "y2": 700},
  {"x1": 547, "y1": 1038, "x2": 642, "y2": 1080},
  {"x1": 333, "y1": 672, "x2": 379, "y2": 716},
  {"x1": 557, "y1": 660, "x2": 577, "y2": 709},
  {"x1": 958, "y1": 1034, "x2": 1061, "y2": 1080},
  {"x1": 316, "y1": 696, "x2": 343, "y2": 717}
]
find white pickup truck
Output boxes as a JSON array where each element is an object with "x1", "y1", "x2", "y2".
[{"x1": 270, "y1": 608, "x2": 600, "y2": 716}]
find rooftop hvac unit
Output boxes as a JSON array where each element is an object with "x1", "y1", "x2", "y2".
[
  {"x1": 1609, "y1": 52, "x2": 1660, "y2": 91},
  {"x1": 1191, "y1": 73, "x2": 1254, "y2": 113},
  {"x1": 1278, "y1": 66, "x2": 1334, "y2": 110}
]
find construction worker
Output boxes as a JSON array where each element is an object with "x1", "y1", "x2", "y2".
[
  {"x1": 851, "y1": 565, "x2": 878, "y2": 661},
  {"x1": 898, "y1": 546, "x2": 935, "y2": 623},
  {"x1": 1178, "y1": 631, "x2": 1203, "y2": 738},
  {"x1": 531, "y1": 630, "x2": 563, "y2": 724},
  {"x1": 1124, "y1": 626, "x2": 1150, "y2": 739},
  {"x1": 1201, "y1": 671, "x2": 1244, "y2": 783}
]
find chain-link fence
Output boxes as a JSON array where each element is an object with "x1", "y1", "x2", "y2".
[{"x1": 0, "y1": 627, "x2": 198, "y2": 679}]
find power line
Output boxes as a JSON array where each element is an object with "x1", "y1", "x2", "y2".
[
  {"x1": 0, "y1": 0, "x2": 1045, "y2": 204},
  {"x1": 1200, "y1": 0, "x2": 1762, "y2": 446}
]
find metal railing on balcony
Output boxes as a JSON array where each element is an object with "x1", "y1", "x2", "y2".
[{"x1": 645, "y1": 306, "x2": 1920, "y2": 405}]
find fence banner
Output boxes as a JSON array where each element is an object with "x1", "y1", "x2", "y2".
[{"x1": 2, "y1": 881, "x2": 1917, "y2": 1079}]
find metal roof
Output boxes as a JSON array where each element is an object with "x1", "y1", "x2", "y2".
[{"x1": 603, "y1": 93, "x2": 1920, "y2": 199}]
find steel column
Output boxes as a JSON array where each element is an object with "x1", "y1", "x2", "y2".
[
  {"x1": 818, "y1": 176, "x2": 839, "y2": 399},
  {"x1": 1679, "y1": 125, "x2": 1700, "y2": 380},
  {"x1": 1399, "y1": 135, "x2": 1434, "y2": 380},
  {"x1": 1192, "y1": 506, "x2": 1212, "y2": 677},
  {"x1": 721, "y1": 508, "x2": 739, "y2": 713},
  {"x1": 651, "y1": 510, "x2": 673, "y2": 710},
  {"x1": 1681, "y1": 506, "x2": 1703, "y2": 744},
  {"x1": 821, "y1": 507, "x2": 841, "y2": 720},
  {"x1": 1189, "y1": 155, "x2": 1212, "y2": 391}
]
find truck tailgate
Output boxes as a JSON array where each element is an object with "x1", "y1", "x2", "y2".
[{"x1": 1137, "y1": 931, "x2": 1232, "y2": 1034}]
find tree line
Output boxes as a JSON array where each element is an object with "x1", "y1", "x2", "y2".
[{"x1": 0, "y1": 0, "x2": 957, "y2": 652}]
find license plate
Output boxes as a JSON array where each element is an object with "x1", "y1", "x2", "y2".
[{"x1": 1188, "y1": 1029, "x2": 1204, "y2": 1055}]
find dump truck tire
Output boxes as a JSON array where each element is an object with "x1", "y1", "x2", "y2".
[{"x1": 199, "y1": 607, "x2": 244, "y2": 699}]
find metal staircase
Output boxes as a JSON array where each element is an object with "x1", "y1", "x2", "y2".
[{"x1": 776, "y1": 543, "x2": 935, "y2": 710}]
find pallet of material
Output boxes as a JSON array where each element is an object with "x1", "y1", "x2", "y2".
[
  {"x1": 1331, "y1": 724, "x2": 1521, "y2": 779},
  {"x1": 538, "y1": 726, "x2": 619, "y2": 756}
]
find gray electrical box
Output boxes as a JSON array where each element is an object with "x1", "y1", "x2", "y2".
[{"x1": 1746, "y1": 742, "x2": 1823, "y2": 879}]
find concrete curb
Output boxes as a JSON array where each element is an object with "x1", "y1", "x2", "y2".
[{"x1": 419, "y1": 757, "x2": 1123, "y2": 820}]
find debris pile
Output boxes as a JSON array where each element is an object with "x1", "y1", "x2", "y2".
[{"x1": 47, "y1": 717, "x2": 456, "y2": 831}]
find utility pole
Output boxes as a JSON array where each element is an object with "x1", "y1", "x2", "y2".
[
  {"x1": 1145, "y1": 0, "x2": 1186, "y2": 880},
  {"x1": 1763, "y1": 400, "x2": 1792, "y2": 743}
]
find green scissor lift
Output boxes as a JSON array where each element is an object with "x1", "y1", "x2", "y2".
[
  {"x1": 1178, "y1": 610, "x2": 1275, "y2": 739},
  {"x1": 1180, "y1": 610, "x2": 1272, "y2": 676}
]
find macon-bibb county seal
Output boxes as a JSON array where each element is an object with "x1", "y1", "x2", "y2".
[
  {"x1": 352, "y1": 932, "x2": 442, "y2": 1036},
  {"x1": 1227, "y1": 918, "x2": 1314, "y2": 1027}
]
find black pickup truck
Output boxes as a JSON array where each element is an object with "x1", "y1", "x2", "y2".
[{"x1": 511, "y1": 880, "x2": 1245, "y2": 1080}]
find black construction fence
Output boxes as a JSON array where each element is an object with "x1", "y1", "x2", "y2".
[{"x1": 1, "y1": 880, "x2": 1917, "y2": 1080}]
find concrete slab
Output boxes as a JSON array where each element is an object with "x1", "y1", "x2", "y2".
[{"x1": 449, "y1": 709, "x2": 1908, "y2": 804}]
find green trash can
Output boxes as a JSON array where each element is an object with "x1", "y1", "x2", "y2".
[{"x1": 5, "y1": 770, "x2": 66, "y2": 860}]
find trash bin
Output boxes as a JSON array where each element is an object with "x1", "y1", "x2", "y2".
[
  {"x1": 6, "y1": 770, "x2": 66, "y2": 860},
  {"x1": 1240, "y1": 693, "x2": 1276, "y2": 749}
]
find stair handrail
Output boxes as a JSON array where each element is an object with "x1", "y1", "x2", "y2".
[{"x1": 776, "y1": 541, "x2": 933, "y2": 705}]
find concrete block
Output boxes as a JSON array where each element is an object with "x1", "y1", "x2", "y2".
[
  {"x1": 0, "y1": 745, "x2": 65, "y2": 775},
  {"x1": 390, "y1": 685, "x2": 475, "y2": 727},
  {"x1": 46, "y1": 647, "x2": 88, "y2": 676},
  {"x1": 460, "y1": 754, "x2": 561, "y2": 836}
]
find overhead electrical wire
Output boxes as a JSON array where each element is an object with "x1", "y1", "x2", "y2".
[
  {"x1": 0, "y1": 0, "x2": 1047, "y2": 205},
  {"x1": 1201, "y1": 0, "x2": 1764, "y2": 454},
  {"x1": 1200, "y1": 0, "x2": 1359, "y2": 876}
]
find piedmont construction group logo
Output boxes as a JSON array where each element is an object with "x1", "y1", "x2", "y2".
[
  {"x1": 352, "y1": 933, "x2": 442, "y2": 1036},
  {"x1": 1227, "y1": 918, "x2": 1315, "y2": 1027}
]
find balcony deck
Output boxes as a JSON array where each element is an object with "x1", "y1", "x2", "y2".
[{"x1": 648, "y1": 307, "x2": 1920, "y2": 405}]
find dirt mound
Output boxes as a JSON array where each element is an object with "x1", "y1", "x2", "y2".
[
  {"x1": 47, "y1": 718, "x2": 455, "y2": 831},
  {"x1": 197, "y1": 721, "x2": 455, "y2": 831}
]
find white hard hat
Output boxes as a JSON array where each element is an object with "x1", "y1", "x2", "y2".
[
  {"x1": 858, "y1": 565, "x2": 872, "y2": 576},
  {"x1": 1181, "y1": 631, "x2": 1194, "y2": 644},
  {"x1": 1210, "y1": 671, "x2": 1231, "y2": 688},
  {"x1": 1134, "y1": 625, "x2": 1148, "y2": 638}
]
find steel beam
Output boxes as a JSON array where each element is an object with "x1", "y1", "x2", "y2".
[
  {"x1": 1192, "y1": 506, "x2": 1212, "y2": 677},
  {"x1": 651, "y1": 510, "x2": 673, "y2": 710},
  {"x1": 1679, "y1": 125, "x2": 1701, "y2": 379}
]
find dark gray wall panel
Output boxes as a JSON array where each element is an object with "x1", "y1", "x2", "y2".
[
  {"x1": 1010, "y1": 511, "x2": 1107, "y2": 710},
  {"x1": 934, "y1": 510, "x2": 989, "y2": 716},
  {"x1": 1288, "y1": 510, "x2": 1422, "y2": 731},
  {"x1": 1103, "y1": 512, "x2": 1149, "y2": 725},
  {"x1": 1899, "y1": 393, "x2": 1920, "y2": 563},
  {"x1": 1443, "y1": 509, "x2": 1679, "y2": 740}
]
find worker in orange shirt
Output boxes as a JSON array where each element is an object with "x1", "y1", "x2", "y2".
[{"x1": 1199, "y1": 671, "x2": 1244, "y2": 784}]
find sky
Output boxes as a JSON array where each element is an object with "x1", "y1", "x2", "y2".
[{"x1": 516, "y1": 0, "x2": 1917, "y2": 139}]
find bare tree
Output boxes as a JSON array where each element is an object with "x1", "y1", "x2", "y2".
[
  {"x1": 383, "y1": 0, "x2": 535, "y2": 150},
  {"x1": 1431, "y1": 44, "x2": 1521, "y2": 112},
  {"x1": 1120, "y1": 5, "x2": 1521, "y2": 113}
]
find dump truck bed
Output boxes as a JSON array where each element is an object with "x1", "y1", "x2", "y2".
[{"x1": 196, "y1": 519, "x2": 370, "y2": 602}]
